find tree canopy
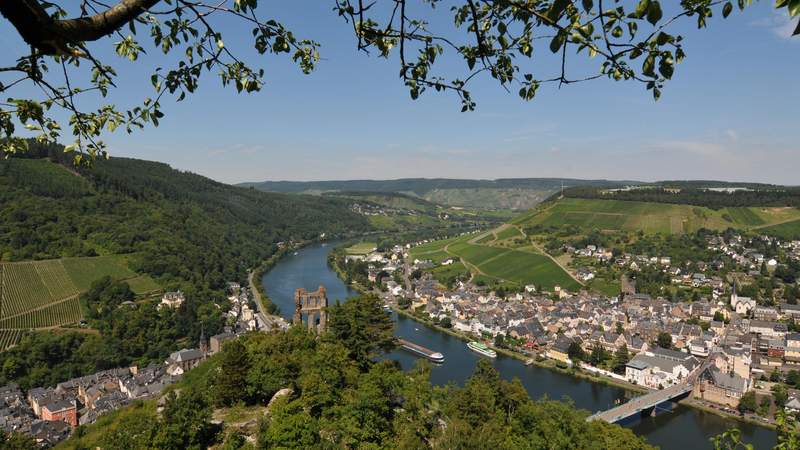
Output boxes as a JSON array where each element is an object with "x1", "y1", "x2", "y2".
[{"x1": 1, "y1": 0, "x2": 798, "y2": 160}]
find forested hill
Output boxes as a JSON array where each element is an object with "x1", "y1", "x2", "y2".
[
  {"x1": 562, "y1": 184, "x2": 800, "y2": 209},
  {"x1": 0, "y1": 148, "x2": 370, "y2": 292},
  {"x1": 0, "y1": 147, "x2": 373, "y2": 389}
]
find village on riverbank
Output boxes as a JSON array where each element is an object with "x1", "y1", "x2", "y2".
[{"x1": 336, "y1": 231, "x2": 800, "y2": 428}]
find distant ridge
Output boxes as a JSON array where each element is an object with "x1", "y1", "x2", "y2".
[
  {"x1": 239, "y1": 177, "x2": 797, "y2": 210},
  {"x1": 238, "y1": 177, "x2": 637, "y2": 195}
]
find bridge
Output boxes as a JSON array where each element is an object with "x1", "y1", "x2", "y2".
[
  {"x1": 587, "y1": 381, "x2": 694, "y2": 423},
  {"x1": 588, "y1": 356, "x2": 713, "y2": 423}
]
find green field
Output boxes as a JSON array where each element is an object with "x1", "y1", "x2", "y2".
[
  {"x1": 474, "y1": 249, "x2": 580, "y2": 291},
  {"x1": 447, "y1": 242, "x2": 510, "y2": 266},
  {"x1": 759, "y1": 218, "x2": 800, "y2": 240},
  {"x1": 0, "y1": 255, "x2": 159, "y2": 350},
  {"x1": 428, "y1": 261, "x2": 469, "y2": 286},
  {"x1": 519, "y1": 198, "x2": 800, "y2": 234},
  {"x1": 345, "y1": 242, "x2": 377, "y2": 255},
  {"x1": 62, "y1": 255, "x2": 139, "y2": 291},
  {"x1": 408, "y1": 234, "x2": 475, "y2": 259},
  {"x1": 414, "y1": 235, "x2": 580, "y2": 292},
  {"x1": 476, "y1": 233, "x2": 495, "y2": 244},
  {"x1": 495, "y1": 226, "x2": 523, "y2": 241}
]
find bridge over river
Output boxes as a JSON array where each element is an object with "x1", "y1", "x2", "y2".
[
  {"x1": 588, "y1": 357, "x2": 714, "y2": 424},
  {"x1": 587, "y1": 381, "x2": 694, "y2": 423}
]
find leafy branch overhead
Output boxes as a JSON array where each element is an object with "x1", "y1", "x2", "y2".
[{"x1": 0, "y1": 0, "x2": 797, "y2": 160}]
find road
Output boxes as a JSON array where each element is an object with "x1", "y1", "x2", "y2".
[{"x1": 247, "y1": 270, "x2": 289, "y2": 331}]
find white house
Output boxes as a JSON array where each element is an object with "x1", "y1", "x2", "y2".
[
  {"x1": 159, "y1": 291, "x2": 185, "y2": 310},
  {"x1": 625, "y1": 348, "x2": 700, "y2": 389}
]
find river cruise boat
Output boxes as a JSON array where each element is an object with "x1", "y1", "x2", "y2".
[{"x1": 467, "y1": 341, "x2": 497, "y2": 358}]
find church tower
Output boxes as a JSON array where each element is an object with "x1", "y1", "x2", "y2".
[{"x1": 199, "y1": 325, "x2": 209, "y2": 355}]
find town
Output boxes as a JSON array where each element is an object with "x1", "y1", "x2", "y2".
[{"x1": 342, "y1": 231, "x2": 800, "y2": 424}]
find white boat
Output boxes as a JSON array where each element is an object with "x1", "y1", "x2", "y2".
[{"x1": 467, "y1": 341, "x2": 497, "y2": 358}]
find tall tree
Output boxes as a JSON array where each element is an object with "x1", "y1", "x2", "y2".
[
  {"x1": 214, "y1": 339, "x2": 251, "y2": 407},
  {"x1": 613, "y1": 344, "x2": 630, "y2": 374},
  {"x1": 325, "y1": 295, "x2": 396, "y2": 368},
  {"x1": 656, "y1": 332, "x2": 672, "y2": 349}
]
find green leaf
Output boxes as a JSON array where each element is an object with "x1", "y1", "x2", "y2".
[
  {"x1": 581, "y1": 0, "x2": 593, "y2": 13},
  {"x1": 646, "y1": 1, "x2": 663, "y2": 25},
  {"x1": 549, "y1": 32, "x2": 566, "y2": 53},
  {"x1": 632, "y1": 0, "x2": 651, "y2": 19},
  {"x1": 659, "y1": 56, "x2": 674, "y2": 79},
  {"x1": 642, "y1": 53, "x2": 656, "y2": 77},
  {"x1": 547, "y1": 0, "x2": 570, "y2": 21},
  {"x1": 722, "y1": 2, "x2": 733, "y2": 18},
  {"x1": 790, "y1": 0, "x2": 800, "y2": 17},
  {"x1": 794, "y1": 18, "x2": 800, "y2": 35}
]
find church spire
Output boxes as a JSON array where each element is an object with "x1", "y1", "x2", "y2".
[{"x1": 199, "y1": 324, "x2": 209, "y2": 354}]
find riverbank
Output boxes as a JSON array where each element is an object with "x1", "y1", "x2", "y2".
[
  {"x1": 680, "y1": 398, "x2": 777, "y2": 431},
  {"x1": 328, "y1": 249, "x2": 777, "y2": 431},
  {"x1": 329, "y1": 253, "x2": 648, "y2": 395},
  {"x1": 391, "y1": 306, "x2": 650, "y2": 395},
  {"x1": 251, "y1": 242, "x2": 309, "y2": 315}
]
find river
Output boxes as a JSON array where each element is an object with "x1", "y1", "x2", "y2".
[{"x1": 261, "y1": 242, "x2": 777, "y2": 449}]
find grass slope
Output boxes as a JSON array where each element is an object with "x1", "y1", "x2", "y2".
[
  {"x1": 411, "y1": 232, "x2": 580, "y2": 291},
  {"x1": 519, "y1": 198, "x2": 800, "y2": 234},
  {"x1": 760, "y1": 218, "x2": 800, "y2": 240}
]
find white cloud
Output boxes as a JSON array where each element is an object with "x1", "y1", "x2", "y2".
[{"x1": 751, "y1": 11, "x2": 798, "y2": 40}]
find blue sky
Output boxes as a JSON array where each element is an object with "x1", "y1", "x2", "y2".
[{"x1": 1, "y1": 1, "x2": 798, "y2": 184}]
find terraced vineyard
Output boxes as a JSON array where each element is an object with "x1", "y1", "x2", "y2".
[
  {"x1": 0, "y1": 330, "x2": 22, "y2": 351},
  {"x1": 0, "y1": 255, "x2": 159, "y2": 351}
]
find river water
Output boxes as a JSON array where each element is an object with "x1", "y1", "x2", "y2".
[{"x1": 261, "y1": 242, "x2": 777, "y2": 449}]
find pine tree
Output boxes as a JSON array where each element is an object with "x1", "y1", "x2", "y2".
[{"x1": 214, "y1": 339, "x2": 250, "y2": 407}]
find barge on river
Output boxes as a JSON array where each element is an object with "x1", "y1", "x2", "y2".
[{"x1": 398, "y1": 338, "x2": 445, "y2": 363}]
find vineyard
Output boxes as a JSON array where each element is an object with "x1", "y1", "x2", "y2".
[{"x1": 0, "y1": 255, "x2": 159, "y2": 351}]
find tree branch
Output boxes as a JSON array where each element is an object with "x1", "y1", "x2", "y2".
[{"x1": 0, "y1": 0, "x2": 162, "y2": 54}]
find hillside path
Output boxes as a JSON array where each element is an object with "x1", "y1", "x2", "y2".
[{"x1": 515, "y1": 225, "x2": 585, "y2": 288}]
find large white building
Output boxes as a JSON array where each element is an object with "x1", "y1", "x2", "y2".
[{"x1": 625, "y1": 348, "x2": 700, "y2": 389}]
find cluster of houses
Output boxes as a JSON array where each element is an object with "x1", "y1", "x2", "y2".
[
  {"x1": 568, "y1": 233, "x2": 800, "y2": 301},
  {"x1": 707, "y1": 234, "x2": 799, "y2": 267},
  {"x1": 349, "y1": 202, "x2": 420, "y2": 218},
  {"x1": 0, "y1": 285, "x2": 256, "y2": 447},
  {"x1": 345, "y1": 245, "x2": 406, "y2": 283},
  {"x1": 223, "y1": 283, "x2": 263, "y2": 332},
  {"x1": 0, "y1": 326, "x2": 247, "y2": 447},
  {"x1": 0, "y1": 364, "x2": 178, "y2": 446},
  {"x1": 383, "y1": 236, "x2": 800, "y2": 416}
]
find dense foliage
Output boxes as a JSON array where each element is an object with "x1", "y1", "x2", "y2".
[
  {"x1": 59, "y1": 294, "x2": 652, "y2": 450},
  {"x1": 564, "y1": 186, "x2": 800, "y2": 209},
  {"x1": 1, "y1": 143, "x2": 369, "y2": 286}
]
